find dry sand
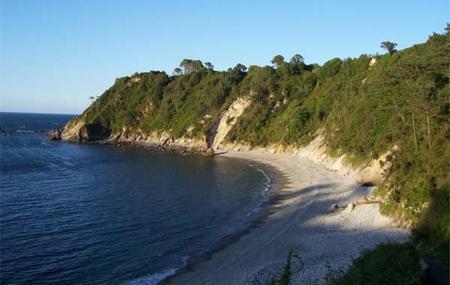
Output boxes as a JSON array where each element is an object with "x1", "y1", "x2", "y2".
[{"x1": 167, "y1": 149, "x2": 409, "y2": 285}]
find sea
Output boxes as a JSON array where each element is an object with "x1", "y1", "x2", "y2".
[{"x1": 0, "y1": 112, "x2": 271, "y2": 284}]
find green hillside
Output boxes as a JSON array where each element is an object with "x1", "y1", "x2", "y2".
[{"x1": 68, "y1": 30, "x2": 449, "y2": 256}]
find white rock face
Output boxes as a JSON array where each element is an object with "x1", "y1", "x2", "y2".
[
  {"x1": 295, "y1": 133, "x2": 391, "y2": 184},
  {"x1": 61, "y1": 118, "x2": 85, "y2": 142},
  {"x1": 212, "y1": 97, "x2": 252, "y2": 149},
  {"x1": 296, "y1": 134, "x2": 359, "y2": 178}
]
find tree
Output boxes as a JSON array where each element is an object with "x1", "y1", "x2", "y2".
[
  {"x1": 445, "y1": 23, "x2": 450, "y2": 35},
  {"x1": 380, "y1": 41, "x2": 398, "y2": 55},
  {"x1": 179, "y1": 59, "x2": 193, "y2": 74},
  {"x1": 89, "y1": 96, "x2": 95, "y2": 102},
  {"x1": 179, "y1": 59, "x2": 204, "y2": 74},
  {"x1": 290, "y1": 54, "x2": 304, "y2": 65},
  {"x1": 228, "y1": 63, "x2": 247, "y2": 82},
  {"x1": 173, "y1": 67, "x2": 183, "y2": 76},
  {"x1": 205, "y1": 62, "x2": 214, "y2": 71},
  {"x1": 233, "y1": 63, "x2": 247, "y2": 73},
  {"x1": 191, "y1": 60, "x2": 204, "y2": 71},
  {"x1": 289, "y1": 54, "x2": 305, "y2": 74},
  {"x1": 271, "y1": 55, "x2": 285, "y2": 68}
]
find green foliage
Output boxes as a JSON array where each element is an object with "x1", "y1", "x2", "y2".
[
  {"x1": 227, "y1": 64, "x2": 318, "y2": 145},
  {"x1": 271, "y1": 244, "x2": 423, "y2": 285},
  {"x1": 83, "y1": 71, "x2": 171, "y2": 133},
  {"x1": 205, "y1": 62, "x2": 214, "y2": 71},
  {"x1": 179, "y1": 58, "x2": 205, "y2": 74},
  {"x1": 325, "y1": 243, "x2": 422, "y2": 285},
  {"x1": 271, "y1": 55, "x2": 285, "y2": 68},
  {"x1": 380, "y1": 41, "x2": 398, "y2": 55},
  {"x1": 82, "y1": 69, "x2": 244, "y2": 139},
  {"x1": 268, "y1": 250, "x2": 303, "y2": 285},
  {"x1": 173, "y1": 67, "x2": 182, "y2": 76},
  {"x1": 413, "y1": 179, "x2": 450, "y2": 266}
]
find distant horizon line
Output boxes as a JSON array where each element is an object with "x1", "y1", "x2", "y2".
[{"x1": 0, "y1": 111, "x2": 79, "y2": 116}]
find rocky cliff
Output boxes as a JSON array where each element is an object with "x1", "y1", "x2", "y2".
[{"x1": 62, "y1": 95, "x2": 254, "y2": 156}]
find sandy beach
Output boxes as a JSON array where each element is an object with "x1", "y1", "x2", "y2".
[{"x1": 167, "y1": 149, "x2": 409, "y2": 285}]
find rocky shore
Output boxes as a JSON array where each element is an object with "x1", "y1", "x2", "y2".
[
  {"x1": 56, "y1": 117, "x2": 215, "y2": 156},
  {"x1": 96, "y1": 139, "x2": 214, "y2": 157}
]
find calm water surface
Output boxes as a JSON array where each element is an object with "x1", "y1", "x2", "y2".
[{"x1": 0, "y1": 113, "x2": 269, "y2": 284}]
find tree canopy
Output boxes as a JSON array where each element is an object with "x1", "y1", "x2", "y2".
[
  {"x1": 179, "y1": 59, "x2": 204, "y2": 74},
  {"x1": 204, "y1": 62, "x2": 214, "y2": 70},
  {"x1": 380, "y1": 41, "x2": 398, "y2": 55},
  {"x1": 271, "y1": 55, "x2": 285, "y2": 68},
  {"x1": 173, "y1": 67, "x2": 182, "y2": 76}
]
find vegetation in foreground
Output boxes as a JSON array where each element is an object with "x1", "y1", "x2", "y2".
[
  {"x1": 71, "y1": 27, "x2": 449, "y2": 270},
  {"x1": 325, "y1": 243, "x2": 422, "y2": 285},
  {"x1": 270, "y1": 243, "x2": 422, "y2": 285}
]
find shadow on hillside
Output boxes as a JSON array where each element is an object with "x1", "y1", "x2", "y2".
[{"x1": 413, "y1": 182, "x2": 450, "y2": 285}]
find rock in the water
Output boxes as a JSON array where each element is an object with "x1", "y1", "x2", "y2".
[
  {"x1": 202, "y1": 148, "x2": 215, "y2": 157},
  {"x1": 48, "y1": 129, "x2": 61, "y2": 140}
]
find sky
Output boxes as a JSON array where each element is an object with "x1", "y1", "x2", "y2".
[{"x1": 0, "y1": 0, "x2": 448, "y2": 114}]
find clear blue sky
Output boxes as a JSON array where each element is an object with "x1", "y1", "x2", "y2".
[{"x1": 1, "y1": 0, "x2": 448, "y2": 114}]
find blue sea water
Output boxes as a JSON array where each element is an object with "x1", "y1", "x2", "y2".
[{"x1": 0, "y1": 113, "x2": 269, "y2": 284}]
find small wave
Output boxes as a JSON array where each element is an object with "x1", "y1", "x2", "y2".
[
  {"x1": 248, "y1": 164, "x2": 271, "y2": 193},
  {"x1": 126, "y1": 256, "x2": 189, "y2": 285},
  {"x1": 126, "y1": 268, "x2": 176, "y2": 285},
  {"x1": 246, "y1": 163, "x2": 273, "y2": 218},
  {"x1": 15, "y1": 130, "x2": 35, "y2": 133}
]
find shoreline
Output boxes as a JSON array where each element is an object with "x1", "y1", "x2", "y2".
[
  {"x1": 131, "y1": 152, "x2": 289, "y2": 285},
  {"x1": 56, "y1": 138, "x2": 409, "y2": 284},
  {"x1": 75, "y1": 140, "x2": 288, "y2": 285},
  {"x1": 164, "y1": 149, "x2": 409, "y2": 285}
]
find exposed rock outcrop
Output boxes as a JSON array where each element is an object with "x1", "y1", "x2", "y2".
[
  {"x1": 215, "y1": 132, "x2": 392, "y2": 185},
  {"x1": 61, "y1": 118, "x2": 85, "y2": 142},
  {"x1": 60, "y1": 96, "x2": 250, "y2": 156},
  {"x1": 295, "y1": 133, "x2": 391, "y2": 184},
  {"x1": 99, "y1": 128, "x2": 213, "y2": 156},
  {"x1": 61, "y1": 118, "x2": 111, "y2": 143},
  {"x1": 296, "y1": 134, "x2": 358, "y2": 177},
  {"x1": 211, "y1": 97, "x2": 252, "y2": 149},
  {"x1": 48, "y1": 129, "x2": 62, "y2": 140}
]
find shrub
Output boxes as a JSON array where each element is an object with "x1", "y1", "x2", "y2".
[{"x1": 325, "y1": 243, "x2": 422, "y2": 285}]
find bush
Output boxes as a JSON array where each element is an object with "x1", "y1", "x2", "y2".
[
  {"x1": 268, "y1": 250, "x2": 303, "y2": 285},
  {"x1": 326, "y1": 243, "x2": 422, "y2": 285}
]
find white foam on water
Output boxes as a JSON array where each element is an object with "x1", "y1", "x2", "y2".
[
  {"x1": 249, "y1": 163, "x2": 272, "y2": 193},
  {"x1": 15, "y1": 130, "x2": 35, "y2": 133},
  {"x1": 125, "y1": 256, "x2": 189, "y2": 285},
  {"x1": 247, "y1": 163, "x2": 273, "y2": 217},
  {"x1": 126, "y1": 268, "x2": 177, "y2": 285}
]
